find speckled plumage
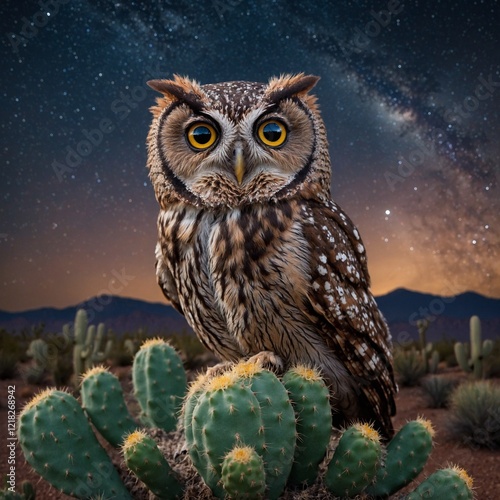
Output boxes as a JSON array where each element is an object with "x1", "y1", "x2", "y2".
[{"x1": 146, "y1": 74, "x2": 396, "y2": 438}]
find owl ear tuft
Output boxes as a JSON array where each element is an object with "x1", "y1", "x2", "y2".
[
  {"x1": 147, "y1": 77, "x2": 205, "y2": 113},
  {"x1": 266, "y1": 73, "x2": 320, "y2": 104}
]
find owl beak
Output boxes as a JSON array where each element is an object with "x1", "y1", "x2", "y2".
[{"x1": 234, "y1": 145, "x2": 245, "y2": 184}]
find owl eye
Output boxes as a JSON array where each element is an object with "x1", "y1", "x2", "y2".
[
  {"x1": 186, "y1": 122, "x2": 217, "y2": 150},
  {"x1": 257, "y1": 120, "x2": 287, "y2": 148}
]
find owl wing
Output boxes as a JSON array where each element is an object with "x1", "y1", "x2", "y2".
[
  {"x1": 301, "y1": 199, "x2": 396, "y2": 438},
  {"x1": 155, "y1": 242, "x2": 183, "y2": 314}
]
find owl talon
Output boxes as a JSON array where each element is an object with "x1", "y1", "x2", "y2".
[
  {"x1": 247, "y1": 351, "x2": 284, "y2": 373},
  {"x1": 204, "y1": 361, "x2": 234, "y2": 379}
]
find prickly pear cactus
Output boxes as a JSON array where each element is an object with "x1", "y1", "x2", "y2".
[
  {"x1": 18, "y1": 388, "x2": 131, "y2": 499},
  {"x1": 325, "y1": 422, "x2": 382, "y2": 497},
  {"x1": 80, "y1": 365, "x2": 137, "y2": 448},
  {"x1": 366, "y1": 417, "x2": 435, "y2": 497},
  {"x1": 232, "y1": 361, "x2": 296, "y2": 499},
  {"x1": 282, "y1": 365, "x2": 332, "y2": 486},
  {"x1": 122, "y1": 429, "x2": 183, "y2": 499},
  {"x1": 221, "y1": 445, "x2": 266, "y2": 499},
  {"x1": 406, "y1": 466, "x2": 474, "y2": 499},
  {"x1": 191, "y1": 371, "x2": 265, "y2": 498},
  {"x1": 132, "y1": 337, "x2": 187, "y2": 432}
]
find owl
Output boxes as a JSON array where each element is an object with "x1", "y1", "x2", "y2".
[{"x1": 146, "y1": 73, "x2": 396, "y2": 439}]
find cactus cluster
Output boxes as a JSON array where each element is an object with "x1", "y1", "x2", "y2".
[
  {"x1": 72, "y1": 310, "x2": 113, "y2": 383},
  {"x1": 17, "y1": 350, "x2": 475, "y2": 499},
  {"x1": 454, "y1": 315, "x2": 493, "y2": 379}
]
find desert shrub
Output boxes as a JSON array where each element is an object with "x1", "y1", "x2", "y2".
[
  {"x1": 0, "y1": 350, "x2": 18, "y2": 379},
  {"x1": 420, "y1": 376, "x2": 458, "y2": 408},
  {"x1": 433, "y1": 338, "x2": 457, "y2": 367},
  {"x1": 393, "y1": 348, "x2": 426, "y2": 387},
  {"x1": 448, "y1": 380, "x2": 500, "y2": 449},
  {"x1": 110, "y1": 341, "x2": 134, "y2": 367}
]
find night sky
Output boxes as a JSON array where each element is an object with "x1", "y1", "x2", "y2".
[{"x1": 1, "y1": 0, "x2": 499, "y2": 312}]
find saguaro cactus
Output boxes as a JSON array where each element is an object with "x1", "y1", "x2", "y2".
[
  {"x1": 72, "y1": 310, "x2": 113, "y2": 383},
  {"x1": 454, "y1": 315, "x2": 493, "y2": 379}
]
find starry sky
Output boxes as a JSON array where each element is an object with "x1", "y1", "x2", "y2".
[{"x1": 1, "y1": 0, "x2": 499, "y2": 312}]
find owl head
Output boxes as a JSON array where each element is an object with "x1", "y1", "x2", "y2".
[{"x1": 146, "y1": 74, "x2": 331, "y2": 209}]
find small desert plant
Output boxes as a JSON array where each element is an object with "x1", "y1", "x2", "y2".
[
  {"x1": 393, "y1": 347, "x2": 426, "y2": 386},
  {"x1": 421, "y1": 376, "x2": 458, "y2": 408},
  {"x1": 448, "y1": 380, "x2": 500, "y2": 449}
]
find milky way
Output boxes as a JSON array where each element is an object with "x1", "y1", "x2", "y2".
[{"x1": 1, "y1": 0, "x2": 499, "y2": 311}]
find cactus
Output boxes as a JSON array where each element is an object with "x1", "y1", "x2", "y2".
[
  {"x1": 366, "y1": 417, "x2": 435, "y2": 497},
  {"x1": 231, "y1": 361, "x2": 296, "y2": 499},
  {"x1": 415, "y1": 319, "x2": 440, "y2": 374},
  {"x1": 406, "y1": 466, "x2": 474, "y2": 499},
  {"x1": 282, "y1": 365, "x2": 332, "y2": 486},
  {"x1": 88, "y1": 322, "x2": 113, "y2": 368},
  {"x1": 18, "y1": 388, "x2": 131, "y2": 499},
  {"x1": 324, "y1": 423, "x2": 382, "y2": 497},
  {"x1": 183, "y1": 371, "x2": 213, "y2": 485},
  {"x1": 0, "y1": 481, "x2": 35, "y2": 500},
  {"x1": 132, "y1": 338, "x2": 187, "y2": 432},
  {"x1": 26, "y1": 339, "x2": 50, "y2": 384},
  {"x1": 454, "y1": 315, "x2": 493, "y2": 379},
  {"x1": 191, "y1": 372, "x2": 265, "y2": 498},
  {"x1": 221, "y1": 445, "x2": 266, "y2": 499},
  {"x1": 72, "y1": 310, "x2": 113, "y2": 383},
  {"x1": 80, "y1": 366, "x2": 137, "y2": 448},
  {"x1": 122, "y1": 429, "x2": 183, "y2": 499}
]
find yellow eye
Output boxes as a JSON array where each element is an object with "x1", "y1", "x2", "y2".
[
  {"x1": 257, "y1": 120, "x2": 287, "y2": 147},
  {"x1": 186, "y1": 122, "x2": 217, "y2": 150}
]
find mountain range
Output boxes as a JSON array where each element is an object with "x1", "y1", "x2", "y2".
[{"x1": 0, "y1": 288, "x2": 498, "y2": 342}]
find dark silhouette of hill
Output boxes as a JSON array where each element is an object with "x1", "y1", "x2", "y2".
[{"x1": 0, "y1": 289, "x2": 498, "y2": 341}]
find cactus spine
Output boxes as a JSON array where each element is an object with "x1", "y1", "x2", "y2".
[
  {"x1": 18, "y1": 388, "x2": 131, "y2": 499},
  {"x1": 80, "y1": 366, "x2": 137, "y2": 448},
  {"x1": 325, "y1": 423, "x2": 382, "y2": 497},
  {"x1": 282, "y1": 365, "x2": 332, "y2": 486},
  {"x1": 367, "y1": 417, "x2": 435, "y2": 497},
  {"x1": 221, "y1": 445, "x2": 266, "y2": 499},
  {"x1": 122, "y1": 429, "x2": 182, "y2": 499},
  {"x1": 454, "y1": 315, "x2": 493, "y2": 379},
  {"x1": 132, "y1": 338, "x2": 187, "y2": 432},
  {"x1": 407, "y1": 466, "x2": 473, "y2": 499}
]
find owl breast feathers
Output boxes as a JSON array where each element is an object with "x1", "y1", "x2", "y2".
[{"x1": 146, "y1": 73, "x2": 396, "y2": 439}]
